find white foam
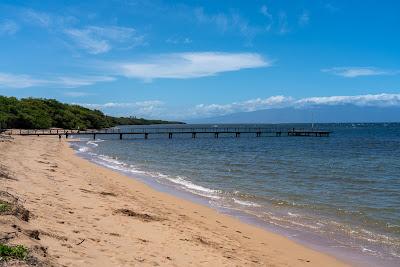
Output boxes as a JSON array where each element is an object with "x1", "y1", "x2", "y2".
[
  {"x1": 386, "y1": 223, "x2": 400, "y2": 229},
  {"x1": 93, "y1": 155, "x2": 145, "y2": 175},
  {"x1": 166, "y1": 176, "x2": 219, "y2": 194},
  {"x1": 362, "y1": 247, "x2": 379, "y2": 256},
  {"x1": 71, "y1": 138, "x2": 223, "y2": 200},
  {"x1": 233, "y1": 198, "x2": 261, "y2": 207},
  {"x1": 91, "y1": 154, "x2": 222, "y2": 200},
  {"x1": 78, "y1": 146, "x2": 90, "y2": 152},
  {"x1": 87, "y1": 142, "x2": 98, "y2": 147},
  {"x1": 98, "y1": 155, "x2": 123, "y2": 165},
  {"x1": 87, "y1": 139, "x2": 104, "y2": 147},
  {"x1": 186, "y1": 189, "x2": 221, "y2": 200}
]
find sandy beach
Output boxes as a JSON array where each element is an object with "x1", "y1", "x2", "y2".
[{"x1": 0, "y1": 135, "x2": 348, "y2": 266}]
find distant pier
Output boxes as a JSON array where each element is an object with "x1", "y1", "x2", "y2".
[{"x1": 5, "y1": 127, "x2": 331, "y2": 139}]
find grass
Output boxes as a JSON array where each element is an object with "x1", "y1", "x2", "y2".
[
  {"x1": 0, "y1": 202, "x2": 10, "y2": 213},
  {"x1": 0, "y1": 244, "x2": 28, "y2": 261}
]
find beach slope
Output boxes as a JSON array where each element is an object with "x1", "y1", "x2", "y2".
[{"x1": 0, "y1": 136, "x2": 348, "y2": 266}]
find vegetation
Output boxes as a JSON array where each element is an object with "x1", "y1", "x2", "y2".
[
  {"x1": 0, "y1": 96, "x2": 183, "y2": 130},
  {"x1": 0, "y1": 202, "x2": 10, "y2": 213},
  {"x1": 0, "y1": 244, "x2": 28, "y2": 261}
]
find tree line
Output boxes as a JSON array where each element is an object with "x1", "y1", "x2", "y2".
[{"x1": 0, "y1": 96, "x2": 182, "y2": 129}]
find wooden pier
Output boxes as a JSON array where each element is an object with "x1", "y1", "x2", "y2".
[{"x1": 4, "y1": 127, "x2": 331, "y2": 139}]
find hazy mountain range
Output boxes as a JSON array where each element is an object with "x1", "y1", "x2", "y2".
[{"x1": 191, "y1": 105, "x2": 400, "y2": 124}]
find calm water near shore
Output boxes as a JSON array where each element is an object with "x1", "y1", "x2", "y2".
[{"x1": 70, "y1": 123, "x2": 400, "y2": 266}]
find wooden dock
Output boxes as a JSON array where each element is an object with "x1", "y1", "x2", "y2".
[{"x1": 4, "y1": 127, "x2": 331, "y2": 139}]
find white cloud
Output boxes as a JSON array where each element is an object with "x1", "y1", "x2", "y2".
[
  {"x1": 296, "y1": 93, "x2": 400, "y2": 107},
  {"x1": 0, "y1": 20, "x2": 19, "y2": 35},
  {"x1": 81, "y1": 100, "x2": 163, "y2": 109},
  {"x1": 322, "y1": 67, "x2": 398, "y2": 78},
  {"x1": 0, "y1": 72, "x2": 114, "y2": 88},
  {"x1": 194, "y1": 8, "x2": 260, "y2": 43},
  {"x1": 0, "y1": 52, "x2": 267, "y2": 88},
  {"x1": 78, "y1": 93, "x2": 400, "y2": 120},
  {"x1": 65, "y1": 28, "x2": 110, "y2": 54},
  {"x1": 20, "y1": 9, "x2": 139, "y2": 55},
  {"x1": 260, "y1": 5, "x2": 273, "y2": 31},
  {"x1": 190, "y1": 93, "x2": 400, "y2": 118},
  {"x1": 278, "y1": 12, "x2": 289, "y2": 35},
  {"x1": 22, "y1": 9, "x2": 52, "y2": 27},
  {"x1": 64, "y1": 26, "x2": 145, "y2": 54},
  {"x1": 63, "y1": 91, "x2": 92, "y2": 97},
  {"x1": 0, "y1": 73, "x2": 47, "y2": 88},
  {"x1": 56, "y1": 75, "x2": 115, "y2": 87},
  {"x1": 166, "y1": 37, "x2": 192, "y2": 45},
  {"x1": 114, "y1": 52, "x2": 270, "y2": 81},
  {"x1": 79, "y1": 101, "x2": 165, "y2": 118},
  {"x1": 324, "y1": 3, "x2": 339, "y2": 13},
  {"x1": 260, "y1": 5, "x2": 271, "y2": 17},
  {"x1": 195, "y1": 8, "x2": 228, "y2": 31},
  {"x1": 298, "y1": 11, "x2": 310, "y2": 26},
  {"x1": 193, "y1": 96, "x2": 292, "y2": 117}
]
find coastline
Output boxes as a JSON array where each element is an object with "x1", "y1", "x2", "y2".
[{"x1": 0, "y1": 136, "x2": 348, "y2": 266}]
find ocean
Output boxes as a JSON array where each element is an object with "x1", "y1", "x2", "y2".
[{"x1": 69, "y1": 123, "x2": 400, "y2": 266}]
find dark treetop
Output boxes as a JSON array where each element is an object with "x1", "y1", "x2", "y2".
[{"x1": 0, "y1": 96, "x2": 183, "y2": 130}]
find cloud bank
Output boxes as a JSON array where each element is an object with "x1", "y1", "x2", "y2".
[
  {"x1": 191, "y1": 93, "x2": 400, "y2": 118},
  {"x1": 77, "y1": 93, "x2": 400, "y2": 120}
]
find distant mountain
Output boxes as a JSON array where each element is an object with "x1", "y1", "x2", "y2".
[{"x1": 192, "y1": 105, "x2": 400, "y2": 123}]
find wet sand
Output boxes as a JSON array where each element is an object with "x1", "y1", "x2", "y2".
[{"x1": 0, "y1": 135, "x2": 349, "y2": 266}]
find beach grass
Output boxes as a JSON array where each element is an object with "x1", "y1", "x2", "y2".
[
  {"x1": 0, "y1": 244, "x2": 28, "y2": 261},
  {"x1": 0, "y1": 201, "x2": 10, "y2": 213}
]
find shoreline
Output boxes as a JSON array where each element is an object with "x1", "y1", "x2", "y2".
[
  {"x1": 1, "y1": 136, "x2": 348, "y2": 266},
  {"x1": 71, "y1": 137, "x2": 390, "y2": 267}
]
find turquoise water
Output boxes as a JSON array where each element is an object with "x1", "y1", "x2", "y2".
[{"x1": 70, "y1": 123, "x2": 400, "y2": 266}]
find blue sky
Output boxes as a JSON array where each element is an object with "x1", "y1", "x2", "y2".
[{"x1": 0, "y1": 0, "x2": 399, "y2": 120}]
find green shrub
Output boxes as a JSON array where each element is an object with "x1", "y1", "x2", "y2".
[
  {"x1": 0, "y1": 244, "x2": 28, "y2": 261},
  {"x1": 0, "y1": 202, "x2": 10, "y2": 213}
]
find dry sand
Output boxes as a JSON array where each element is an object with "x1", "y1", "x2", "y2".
[{"x1": 0, "y1": 136, "x2": 349, "y2": 266}]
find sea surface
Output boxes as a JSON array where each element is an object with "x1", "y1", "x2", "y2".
[{"x1": 69, "y1": 123, "x2": 400, "y2": 266}]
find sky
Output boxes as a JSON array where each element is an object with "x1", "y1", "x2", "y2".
[{"x1": 0, "y1": 0, "x2": 399, "y2": 121}]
